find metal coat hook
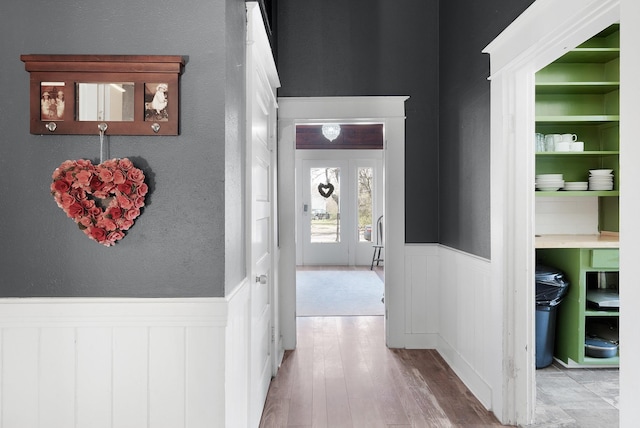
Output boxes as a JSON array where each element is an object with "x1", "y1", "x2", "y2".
[{"x1": 98, "y1": 123, "x2": 108, "y2": 163}]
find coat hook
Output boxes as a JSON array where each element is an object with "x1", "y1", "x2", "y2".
[
  {"x1": 98, "y1": 123, "x2": 108, "y2": 134},
  {"x1": 46, "y1": 122, "x2": 57, "y2": 132},
  {"x1": 151, "y1": 123, "x2": 161, "y2": 133}
]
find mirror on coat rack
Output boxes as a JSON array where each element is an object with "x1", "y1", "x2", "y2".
[{"x1": 21, "y1": 55, "x2": 184, "y2": 135}]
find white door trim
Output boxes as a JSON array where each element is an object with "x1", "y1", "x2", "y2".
[
  {"x1": 483, "y1": 0, "x2": 622, "y2": 424},
  {"x1": 278, "y1": 96, "x2": 409, "y2": 349}
]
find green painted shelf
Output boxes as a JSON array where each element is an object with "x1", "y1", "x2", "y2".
[
  {"x1": 535, "y1": 190, "x2": 619, "y2": 197},
  {"x1": 535, "y1": 82, "x2": 619, "y2": 94},
  {"x1": 536, "y1": 115, "x2": 619, "y2": 124},
  {"x1": 535, "y1": 151, "x2": 619, "y2": 157},
  {"x1": 554, "y1": 48, "x2": 620, "y2": 63}
]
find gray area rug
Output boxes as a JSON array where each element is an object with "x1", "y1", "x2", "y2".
[{"x1": 296, "y1": 270, "x2": 385, "y2": 316}]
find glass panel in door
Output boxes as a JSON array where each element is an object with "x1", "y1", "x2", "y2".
[
  {"x1": 310, "y1": 167, "x2": 341, "y2": 243},
  {"x1": 357, "y1": 167, "x2": 373, "y2": 242}
]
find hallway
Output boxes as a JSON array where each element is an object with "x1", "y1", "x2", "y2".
[{"x1": 259, "y1": 316, "x2": 503, "y2": 427}]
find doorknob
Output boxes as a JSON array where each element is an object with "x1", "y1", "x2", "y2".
[{"x1": 255, "y1": 274, "x2": 268, "y2": 284}]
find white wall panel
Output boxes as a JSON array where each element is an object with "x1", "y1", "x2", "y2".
[
  {"x1": 185, "y1": 327, "x2": 224, "y2": 428},
  {"x1": 149, "y1": 327, "x2": 186, "y2": 428},
  {"x1": 2, "y1": 328, "x2": 39, "y2": 428},
  {"x1": 112, "y1": 327, "x2": 148, "y2": 428},
  {"x1": 404, "y1": 245, "x2": 440, "y2": 347},
  {"x1": 437, "y1": 246, "x2": 494, "y2": 410},
  {"x1": 225, "y1": 281, "x2": 251, "y2": 428},
  {"x1": 77, "y1": 327, "x2": 113, "y2": 428},
  {"x1": 39, "y1": 328, "x2": 75, "y2": 428},
  {"x1": 0, "y1": 298, "x2": 232, "y2": 428},
  {"x1": 401, "y1": 244, "x2": 495, "y2": 410}
]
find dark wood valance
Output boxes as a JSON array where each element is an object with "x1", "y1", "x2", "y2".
[{"x1": 296, "y1": 124, "x2": 384, "y2": 150}]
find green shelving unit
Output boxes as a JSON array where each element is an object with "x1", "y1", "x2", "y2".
[
  {"x1": 537, "y1": 248, "x2": 619, "y2": 367},
  {"x1": 535, "y1": 24, "x2": 620, "y2": 226},
  {"x1": 535, "y1": 24, "x2": 620, "y2": 368}
]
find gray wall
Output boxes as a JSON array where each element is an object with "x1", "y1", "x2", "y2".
[
  {"x1": 276, "y1": 0, "x2": 441, "y2": 244},
  {"x1": 438, "y1": 0, "x2": 535, "y2": 258},
  {"x1": 0, "y1": 0, "x2": 247, "y2": 297},
  {"x1": 276, "y1": 0, "x2": 535, "y2": 258}
]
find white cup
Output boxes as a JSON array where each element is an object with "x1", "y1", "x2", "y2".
[
  {"x1": 555, "y1": 141, "x2": 571, "y2": 151},
  {"x1": 561, "y1": 133, "x2": 578, "y2": 142},
  {"x1": 570, "y1": 141, "x2": 584, "y2": 152}
]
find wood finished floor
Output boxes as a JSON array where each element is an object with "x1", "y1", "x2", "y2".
[
  {"x1": 260, "y1": 266, "x2": 619, "y2": 427},
  {"x1": 259, "y1": 316, "x2": 505, "y2": 427}
]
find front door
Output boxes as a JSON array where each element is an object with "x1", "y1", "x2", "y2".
[
  {"x1": 302, "y1": 160, "x2": 350, "y2": 265},
  {"x1": 300, "y1": 158, "x2": 382, "y2": 266}
]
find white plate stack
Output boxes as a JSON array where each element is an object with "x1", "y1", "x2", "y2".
[
  {"x1": 564, "y1": 181, "x2": 589, "y2": 191},
  {"x1": 589, "y1": 169, "x2": 614, "y2": 191},
  {"x1": 536, "y1": 173, "x2": 564, "y2": 191}
]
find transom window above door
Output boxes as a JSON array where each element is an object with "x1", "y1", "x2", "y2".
[{"x1": 296, "y1": 124, "x2": 383, "y2": 149}]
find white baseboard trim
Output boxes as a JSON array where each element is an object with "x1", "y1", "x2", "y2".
[
  {"x1": 437, "y1": 335, "x2": 493, "y2": 409},
  {"x1": 403, "y1": 332, "x2": 439, "y2": 349}
]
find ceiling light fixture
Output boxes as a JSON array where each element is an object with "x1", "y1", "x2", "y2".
[{"x1": 321, "y1": 124, "x2": 341, "y2": 142}]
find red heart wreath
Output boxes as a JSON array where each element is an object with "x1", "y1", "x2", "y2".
[{"x1": 51, "y1": 158, "x2": 148, "y2": 246}]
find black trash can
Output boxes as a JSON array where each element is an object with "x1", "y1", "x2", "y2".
[{"x1": 535, "y1": 264, "x2": 570, "y2": 368}]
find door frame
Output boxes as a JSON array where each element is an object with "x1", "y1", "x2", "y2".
[
  {"x1": 278, "y1": 96, "x2": 409, "y2": 349},
  {"x1": 482, "y1": 0, "x2": 630, "y2": 424}
]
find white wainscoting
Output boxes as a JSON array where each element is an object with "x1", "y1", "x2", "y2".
[
  {"x1": 403, "y1": 244, "x2": 440, "y2": 348},
  {"x1": 0, "y1": 285, "x2": 253, "y2": 428},
  {"x1": 403, "y1": 244, "x2": 497, "y2": 412},
  {"x1": 436, "y1": 246, "x2": 496, "y2": 411}
]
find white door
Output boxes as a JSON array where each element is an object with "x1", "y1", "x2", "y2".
[
  {"x1": 246, "y1": 3, "x2": 279, "y2": 426},
  {"x1": 249, "y1": 100, "x2": 272, "y2": 426},
  {"x1": 302, "y1": 159, "x2": 350, "y2": 265},
  {"x1": 300, "y1": 158, "x2": 382, "y2": 266}
]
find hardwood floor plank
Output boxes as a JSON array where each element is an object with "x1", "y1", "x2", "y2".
[
  {"x1": 325, "y1": 377, "x2": 353, "y2": 428},
  {"x1": 259, "y1": 397, "x2": 290, "y2": 428},
  {"x1": 311, "y1": 326, "x2": 328, "y2": 428},
  {"x1": 348, "y1": 397, "x2": 387, "y2": 428}
]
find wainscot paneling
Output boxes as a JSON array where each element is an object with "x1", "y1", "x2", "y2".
[
  {"x1": 401, "y1": 244, "x2": 496, "y2": 411},
  {"x1": 403, "y1": 244, "x2": 440, "y2": 348},
  {"x1": 0, "y1": 291, "x2": 249, "y2": 428},
  {"x1": 436, "y1": 246, "x2": 495, "y2": 410}
]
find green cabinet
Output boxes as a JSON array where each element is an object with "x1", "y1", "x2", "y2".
[
  {"x1": 537, "y1": 248, "x2": 619, "y2": 367},
  {"x1": 535, "y1": 24, "x2": 620, "y2": 233},
  {"x1": 535, "y1": 25, "x2": 620, "y2": 368}
]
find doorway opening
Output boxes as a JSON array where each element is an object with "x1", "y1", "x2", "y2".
[
  {"x1": 295, "y1": 124, "x2": 385, "y2": 317},
  {"x1": 483, "y1": 0, "x2": 622, "y2": 424},
  {"x1": 277, "y1": 96, "x2": 409, "y2": 350}
]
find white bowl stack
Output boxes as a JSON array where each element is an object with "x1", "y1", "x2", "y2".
[
  {"x1": 563, "y1": 181, "x2": 588, "y2": 191},
  {"x1": 536, "y1": 173, "x2": 564, "y2": 191},
  {"x1": 589, "y1": 169, "x2": 614, "y2": 191}
]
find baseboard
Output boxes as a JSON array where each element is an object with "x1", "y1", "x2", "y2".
[{"x1": 437, "y1": 335, "x2": 493, "y2": 409}]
